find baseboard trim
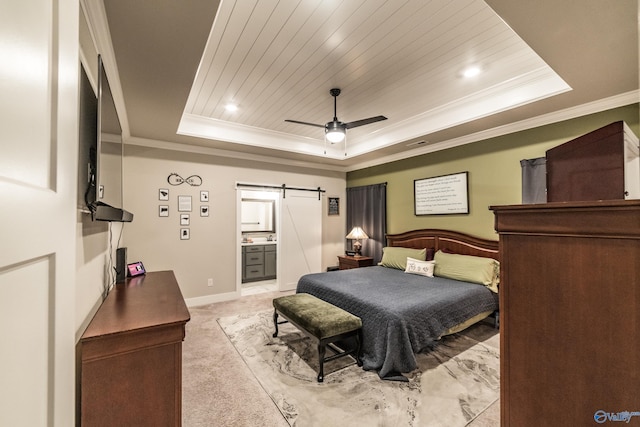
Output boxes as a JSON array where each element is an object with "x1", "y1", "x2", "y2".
[{"x1": 186, "y1": 290, "x2": 240, "y2": 308}]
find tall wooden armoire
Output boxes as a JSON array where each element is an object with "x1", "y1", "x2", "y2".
[{"x1": 546, "y1": 121, "x2": 639, "y2": 202}]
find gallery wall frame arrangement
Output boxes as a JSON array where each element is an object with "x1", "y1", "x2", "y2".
[
  {"x1": 414, "y1": 171, "x2": 469, "y2": 215},
  {"x1": 158, "y1": 177, "x2": 210, "y2": 239}
]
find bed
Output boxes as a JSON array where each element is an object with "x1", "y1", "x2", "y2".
[{"x1": 296, "y1": 229, "x2": 500, "y2": 380}]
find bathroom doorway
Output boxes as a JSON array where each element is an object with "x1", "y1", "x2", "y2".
[
  {"x1": 236, "y1": 184, "x2": 323, "y2": 296},
  {"x1": 238, "y1": 189, "x2": 279, "y2": 295}
]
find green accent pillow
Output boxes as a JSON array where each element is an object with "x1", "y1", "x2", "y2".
[
  {"x1": 433, "y1": 250, "x2": 500, "y2": 293},
  {"x1": 379, "y1": 247, "x2": 426, "y2": 270}
]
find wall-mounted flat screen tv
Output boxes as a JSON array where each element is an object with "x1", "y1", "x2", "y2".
[{"x1": 79, "y1": 55, "x2": 133, "y2": 222}]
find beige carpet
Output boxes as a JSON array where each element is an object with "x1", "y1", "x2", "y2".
[{"x1": 182, "y1": 291, "x2": 500, "y2": 426}]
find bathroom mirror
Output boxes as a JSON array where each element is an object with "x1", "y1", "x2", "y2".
[{"x1": 241, "y1": 199, "x2": 275, "y2": 233}]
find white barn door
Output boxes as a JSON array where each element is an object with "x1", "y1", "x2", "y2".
[
  {"x1": 279, "y1": 190, "x2": 322, "y2": 291},
  {"x1": 0, "y1": 1, "x2": 78, "y2": 425}
]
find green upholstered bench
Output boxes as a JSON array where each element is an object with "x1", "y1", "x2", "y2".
[{"x1": 273, "y1": 293, "x2": 362, "y2": 382}]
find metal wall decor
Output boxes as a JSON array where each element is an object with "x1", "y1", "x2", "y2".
[{"x1": 168, "y1": 172, "x2": 202, "y2": 186}]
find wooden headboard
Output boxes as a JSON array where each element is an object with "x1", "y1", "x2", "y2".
[{"x1": 386, "y1": 229, "x2": 499, "y2": 261}]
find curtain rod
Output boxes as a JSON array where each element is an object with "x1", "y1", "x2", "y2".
[
  {"x1": 346, "y1": 182, "x2": 387, "y2": 190},
  {"x1": 236, "y1": 183, "x2": 326, "y2": 199}
]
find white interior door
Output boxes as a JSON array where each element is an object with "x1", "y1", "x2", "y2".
[
  {"x1": 279, "y1": 190, "x2": 322, "y2": 291},
  {"x1": 0, "y1": 1, "x2": 78, "y2": 425}
]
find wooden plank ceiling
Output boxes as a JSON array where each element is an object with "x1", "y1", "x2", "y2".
[{"x1": 178, "y1": 0, "x2": 569, "y2": 159}]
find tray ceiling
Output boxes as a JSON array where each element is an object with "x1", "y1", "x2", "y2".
[{"x1": 96, "y1": 0, "x2": 639, "y2": 169}]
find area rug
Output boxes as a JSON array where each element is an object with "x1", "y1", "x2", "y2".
[{"x1": 218, "y1": 310, "x2": 499, "y2": 427}]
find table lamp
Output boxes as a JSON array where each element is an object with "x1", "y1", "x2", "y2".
[{"x1": 346, "y1": 226, "x2": 368, "y2": 256}]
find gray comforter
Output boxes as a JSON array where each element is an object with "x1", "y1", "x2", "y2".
[{"x1": 296, "y1": 266, "x2": 498, "y2": 380}]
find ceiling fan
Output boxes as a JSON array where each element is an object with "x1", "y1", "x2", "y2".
[{"x1": 285, "y1": 88, "x2": 387, "y2": 144}]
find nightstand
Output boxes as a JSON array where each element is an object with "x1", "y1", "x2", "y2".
[{"x1": 337, "y1": 255, "x2": 374, "y2": 270}]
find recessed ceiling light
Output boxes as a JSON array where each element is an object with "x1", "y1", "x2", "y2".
[
  {"x1": 462, "y1": 66, "x2": 481, "y2": 78},
  {"x1": 225, "y1": 103, "x2": 238, "y2": 112}
]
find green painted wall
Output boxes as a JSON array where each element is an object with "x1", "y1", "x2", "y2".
[{"x1": 347, "y1": 104, "x2": 639, "y2": 240}]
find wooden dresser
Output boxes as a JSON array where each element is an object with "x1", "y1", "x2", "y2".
[
  {"x1": 491, "y1": 200, "x2": 640, "y2": 426},
  {"x1": 79, "y1": 271, "x2": 190, "y2": 426}
]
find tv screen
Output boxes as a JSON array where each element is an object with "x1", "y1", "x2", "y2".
[
  {"x1": 78, "y1": 64, "x2": 97, "y2": 211},
  {"x1": 79, "y1": 55, "x2": 133, "y2": 222}
]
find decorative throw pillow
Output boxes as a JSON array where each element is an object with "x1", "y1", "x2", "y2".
[
  {"x1": 433, "y1": 250, "x2": 500, "y2": 293},
  {"x1": 379, "y1": 247, "x2": 427, "y2": 270},
  {"x1": 404, "y1": 257, "x2": 435, "y2": 277}
]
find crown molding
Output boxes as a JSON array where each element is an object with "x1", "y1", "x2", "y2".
[
  {"x1": 346, "y1": 90, "x2": 639, "y2": 172},
  {"x1": 127, "y1": 91, "x2": 637, "y2": 174},
  {"x1": 125, "y1": 136, "x2": 348, "y2": 174}
]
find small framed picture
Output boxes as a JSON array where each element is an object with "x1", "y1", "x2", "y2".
[
  {"x1": 200, "y1": 190, "x2": 209, "y2": 202},
  {"x1": 180, "y1": 228, "x2": 190, "y2": 240},
  {"x1": 178, "y1": 195, "x2": 192, "y2": 212},
  {"x1": 200, "y1": 205, "x2": 209, "y2": 217},
  {"x1": 159, "y1": 205, "x2": 169, "y2": 217},
  {"x1": 180, "y1": 214, "x2": 190, "y2": 226},
  {"x1": 328, "y1": 197, "x2": 340, "y2": 216},
  {"x1": 159, "y1": 188, "x2": 169, "y2": 201}
]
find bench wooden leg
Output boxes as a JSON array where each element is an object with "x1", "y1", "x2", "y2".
[
  {"x1": 317, "y1": 343, "x2": 326, "y2": 383},
  {"x1": 273, "y1": 310, "x2": 279, "y2": 338},
  {"x1": 355, "y1": 330, "x2": 363, "y2": 367}
]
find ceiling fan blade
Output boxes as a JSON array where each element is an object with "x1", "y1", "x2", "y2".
[
  {"x1": 344, "y1": 115, "x2": 388, "y2": 129},
  {"x1": 284, "y1": 119, "x2": 325, "y2": 128}
]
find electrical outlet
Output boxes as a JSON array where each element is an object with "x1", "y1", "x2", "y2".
[{"x1": 207, "y1": 278, "x2": 213, "y2": 287}]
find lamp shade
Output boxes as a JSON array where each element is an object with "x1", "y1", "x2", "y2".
[{"x1": 346, "y1": 226, "x2": 368, "y2": 240}]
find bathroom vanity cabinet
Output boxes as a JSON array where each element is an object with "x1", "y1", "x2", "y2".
[{"x1": 242, "y1": 244, "x2": 277, "y2": 283}]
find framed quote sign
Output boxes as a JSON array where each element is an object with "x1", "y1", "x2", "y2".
[
  {"x1": 328, "y1": 197, "x2": 339, "y2": 215},
  {"x1": 414, "y1": 171, "x2": 469, "y2": 215}
]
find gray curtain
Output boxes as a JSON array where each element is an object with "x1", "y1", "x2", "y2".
[
  {"x1": 346, "y1": 183, "x2": 387, "y2": 264},
  {"x1": 520, "y1": 157, "x2": 547, "y2": 204}
]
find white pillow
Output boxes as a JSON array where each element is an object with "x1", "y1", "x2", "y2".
[{"x1": 404, "y1": 257, "x2": 435, "y2": 277}]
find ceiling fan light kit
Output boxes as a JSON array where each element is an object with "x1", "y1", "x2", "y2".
[
  {"x1": 285, "y1": 88, "x2": 387, "y2": 154},
  {"x1": 325, "y1": 121, "x2": 346, "y2": 143}
]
